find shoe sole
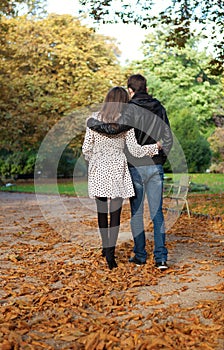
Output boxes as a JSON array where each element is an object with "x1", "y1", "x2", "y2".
[
  {"x1": 129, "y1": 259, "x2": 146, "y2": 266},
  {"x1": 156, "y1": 266, "x2": 168, "y2": 270}
]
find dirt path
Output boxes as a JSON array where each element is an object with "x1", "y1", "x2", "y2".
[{"x1": 0, "y1": 192, "x2": 223, "y2": 349}]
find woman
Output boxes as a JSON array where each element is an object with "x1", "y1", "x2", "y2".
[{"x1": 82, "y1": 87, "x2": 160, "y2": 270}]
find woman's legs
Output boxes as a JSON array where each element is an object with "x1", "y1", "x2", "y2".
[
  {"x1": 95, "y1": 197, "x2": 123, "y2": 269},
  {"x1": 95, "y1": 197, "x2": 108, "y2": 249},
  {"x1": 109, "y1": 197, "x2": 123, "y2": 248}
]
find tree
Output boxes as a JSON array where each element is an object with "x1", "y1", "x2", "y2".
[
  {"x1": 208, "y1": 117, "x2": 224, "y2": 173},
  {"x1": 0, "y1": 1, "x2": 47, "y2": 66},
  {"x1": 0, "y1": 0, "x2": 46, "y2": 17},
  {"x1": 168, "y1": 109, "x2": 211, "y2": 172},
  {"x1": 125, "y1": 31, "x2": 223, "y2": 172},
  {"x1": 78, "y1": 0, "x2": 224, "y2": 73},
  {"x1": 129, "y1": 30, "x2": 223, "y2": 135},
  {"x1": 0, "y1": 14, "x2": 124, "y2": 153}
]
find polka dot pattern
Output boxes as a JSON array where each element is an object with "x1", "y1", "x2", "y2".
[{"x1": 82, "y1": 118, "x2": 158, "y2": 199}]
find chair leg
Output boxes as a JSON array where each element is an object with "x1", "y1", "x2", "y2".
[
  {"x1": 175, "y1": 199, "x2": 180, "y2": 216},
  {"x1": 176, "y1": 198, "x2": 190, "y2": 217},
  {"x1": 185, "y1": 200, "x2": 190, "y2": 217}
]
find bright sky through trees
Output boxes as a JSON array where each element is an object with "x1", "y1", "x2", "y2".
[{"x1": 46, "y1": 0, "x2": 166, "y2": 64}]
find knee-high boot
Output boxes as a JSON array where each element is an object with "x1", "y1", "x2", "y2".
[{"x1": 105, "y1": 246, "x2": 117, "y2": 270}]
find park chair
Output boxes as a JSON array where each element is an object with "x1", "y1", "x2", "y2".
[
  {"x1": 0, "y1": 178, "x2": 17, "y2": 191},
  {"x1": 163, "y1": 176, "x2": 190, "y2": 217}
]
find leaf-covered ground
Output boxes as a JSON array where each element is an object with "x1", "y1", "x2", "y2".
[
  {"x1": 0, "y1": 192, "x2": 223, "y2": 349},
  {"x1": 187, "y1": 193, "x2": 224, "y2": 218}
]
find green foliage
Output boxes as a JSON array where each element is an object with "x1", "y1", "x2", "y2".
[
  {"x1": 133, "y1": 32, "x2": 222, "y2": 134},
  {"x1": 57, "y1": 147, "x2": 86, "y2": 178},
  {"x1": 0, "y1": 8, "x2": 222, "y2": 177},
  {"x1": 78, "y1": 0, "x2": 224, "y2": 73},
  {"x1": 0, "y1": 149, "x2": 36, "y2": 177},
  {"x1": 208, "y1": 127, "x2": 224, "y2": 173},
  {"x1": 127, "y1": 32, "x2": 222, "y2": 172},
  {"x1": 168, "y1": 109, "x2": 212, "y2": 173},
  {"x1": 0, "y1": 146, "x2": 87, "y2": 178}
]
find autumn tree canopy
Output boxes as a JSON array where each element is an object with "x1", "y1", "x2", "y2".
[
  {"x1": 0, "y1": 0, "x2": 46, "y2": 17},
  {"x1": 78, "y1": 0, "x2": 224, "y2": 73},
  {"x1": 0, "y1": 14, "x2": 124, "y2": 152}
]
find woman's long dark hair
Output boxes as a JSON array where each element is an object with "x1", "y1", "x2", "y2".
[{"x1": 99, "y1": 87, "x2": 129, "y2": 123}]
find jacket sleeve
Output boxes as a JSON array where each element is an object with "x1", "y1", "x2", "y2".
[
  {"x1": 125, "y1": 129, "x2": 159, "y2": 158},
  {"x1": 82, "y1": 127, "x2": 94, "y2": 161},
  {"x1": 123, "y1": 103, "x2": 173, "y2": 156},
  {"x1": 160, "y1": 107, "x2": 173, "y2": 156},
  {"x1": 87, "y1": 117, "x2": 131, "y2": 134}
]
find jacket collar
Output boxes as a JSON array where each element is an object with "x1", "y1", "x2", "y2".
[{"x1": 131, "y1": 92, "x2": 153, "y2": 100}]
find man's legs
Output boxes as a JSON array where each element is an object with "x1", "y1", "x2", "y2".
[
  {"x1": 145, "y1": 165, "x2": 168, "y2": 264},
  {"x1": 129, "y1": 167, "x2": 147, "y2": 263}
]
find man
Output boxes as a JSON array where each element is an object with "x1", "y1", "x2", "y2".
[{"x1": 87, "y1": 74, "x2": 173, "y2": 269}]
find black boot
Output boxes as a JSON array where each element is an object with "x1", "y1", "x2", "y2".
[
  {"x1": 105, "y1": 247, "x2": 117, "y2": 270},
  {"x1": 102, "y1": 248, "x2": 106, "y2": 257},
  {"x1": 102, "y1": 247, "x2": 117, "y2": 258}
]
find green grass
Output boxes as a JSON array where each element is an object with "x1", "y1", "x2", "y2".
[
  {"x1": 3, "y1": 179, "x2": 89, "y2": 197},
  {"x1": 1, "y1": 173, "x2": 223, "y2": 196},
  {"x1": 167, "y1": 173, "x2": 223, "y2": 194},
  {"x1": 189, "y1": 173, "x2": 224, "y2": 194}
]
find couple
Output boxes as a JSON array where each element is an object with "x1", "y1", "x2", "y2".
[{"x1": 82, "y1": 74, "x2": 173, "y2": 270}]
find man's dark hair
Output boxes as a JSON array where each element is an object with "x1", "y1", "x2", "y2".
[{"x1": 127, "y1": 74, "x2": 147, "y2": 93}]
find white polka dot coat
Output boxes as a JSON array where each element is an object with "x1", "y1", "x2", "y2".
[{"x1": 82, "y1": 118, "x2": 159, "y2": 199}]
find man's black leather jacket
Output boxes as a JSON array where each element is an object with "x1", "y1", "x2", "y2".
[{"x1": 87, "y1": 92, "x2": 173, "y2": 166}]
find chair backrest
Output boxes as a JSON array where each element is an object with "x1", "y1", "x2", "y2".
[
  {"x1": 179, "y1": 175, "x2": 189, "y2": 187},
  {"x1": 172, "y1": 175, "x2": 189, "y2": 199}
]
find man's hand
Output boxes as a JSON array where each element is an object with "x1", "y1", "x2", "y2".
[{"x1": 157, "y1": 141, "x2": 162, "y2": 150}]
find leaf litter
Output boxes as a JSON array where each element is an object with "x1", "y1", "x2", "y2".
[{"x1": 0, "y1": 192, "x2": 223, "y2": 349}]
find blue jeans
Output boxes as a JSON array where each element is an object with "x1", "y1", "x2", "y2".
[{"x1": 129, "y1": 165, "x2": 168, "y2": 263}]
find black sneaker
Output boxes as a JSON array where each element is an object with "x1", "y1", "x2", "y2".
[
  {"x1": 129, "y1": 256, "x2": 146, "y2": 266},
  {"x1": 155, "y1": 261, "x2": 168, "y2": 270}
]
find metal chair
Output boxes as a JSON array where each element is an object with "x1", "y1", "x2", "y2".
[{"x1": 163, "y1": 176, "x2": 190, "y2": 217}]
